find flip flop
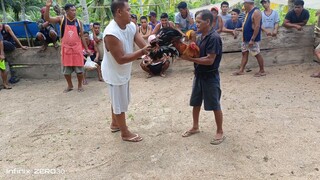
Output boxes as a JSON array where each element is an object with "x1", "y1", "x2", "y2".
[
  {"x1": 232, "y1": 71, "x2": 244, "y2": 76},
  {"x1": 111, "y1": 127, "x2": 120, "y2": 133},
  {"x1": 182, "y1": 130, "x2": 200, "y2": 137},
  {"x1": 310, "y1": 73, "x2": 320, "y2": 78},
  {"x1": 63, "y1": 88, "x2": 73, "y2": 93},
  {"x1": 77, "y1": 88, "x2": 84, "y2": 92},
  {"x1": 254, "y1": 72, "x2": 266, "y2": 77},
  {"x1": 3, "y1": 86, "x2": 12, "y2": 90},
  {"x1": 210, "y1": 136, "x2": 226, "y2": 145},
  {"x1": 122, "y1": 134, "x2": 143, "y2": 142}
]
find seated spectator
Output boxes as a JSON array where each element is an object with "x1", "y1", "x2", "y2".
[
  {"x1": 283, "y1": 0, "x2": 309, "y2": 31},
  {"x1": 82, "y1": 31, "x2": 102, "y2": 84},
  {"x1": 0, "y1": 23, "x2": 28, "y2": 52},
  {"x1": 223, "y1": 8, "x2": 243, "y2": 38},
  {"x1": 0, "y1": 33, "x2": 11, "y2": 89},
  {"x1": 140, "y1": 53, "x2": 170, "y2": 78},
  {"x1": 90, "y1": 22, "x2": 104, "y2": 62},
  {"x1": 220, "y1": 1, "x2": 232, "y2": 24},
  {"x1": 36, "y1": 7, "x2": 58, "y2": 51},
  {"x1": 148, "y1": 11, "x2": 160, "y2": 31},
  {"x1": 210, "y1": 7, "x2": 223, "y2": 33},
  {"x1": 175, "y1": 1, "x2": 196, "y2": 42},
  {"x1": 0, "y1": 21, "x2": 27, "y2": 84},
  {"x1": 261, "y1": 0, "x2": 280, "y2": 36},
  {"x1": 311, "y1": 10, "x2": 320, "y2": 78},
  {"x1": 138, "y1": 16, "x2": 152, "y2": 43},
  {"x1": 152, "y1": 13, "x2": 184, "y2": 35}
]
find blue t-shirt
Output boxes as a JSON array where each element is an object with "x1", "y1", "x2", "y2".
[
  {"x1": 285, "y1": 9, "x2": 309, "y2": 24},
  {"x1": 224, "y1": 19, "x2": 242, "y2": 30}
]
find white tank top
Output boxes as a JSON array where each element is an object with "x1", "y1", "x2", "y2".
[{"x1": 101, "y1": 20, "x2": 136, "y2": 85}]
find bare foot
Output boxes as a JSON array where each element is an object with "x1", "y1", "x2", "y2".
[{"x1": 160, "y1": 72, "x2": 166, "y2": 77}]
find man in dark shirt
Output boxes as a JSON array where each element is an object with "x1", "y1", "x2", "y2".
[
  {"x1": 180, "y1": 9, "x2": 225, "y2": 145},
  {"x1": 283, "y1": 0, "x2": 309, "y2": 31}
]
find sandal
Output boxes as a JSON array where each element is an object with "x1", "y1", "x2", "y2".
[
  {"x1": 182, "y1": 130, "x2": 200, "y2": 137},
  {"x1": 122, "y1": 134, "x2": 143, "y2": 142}
]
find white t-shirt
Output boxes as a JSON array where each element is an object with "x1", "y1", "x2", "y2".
[
  {"x1": 101, "y1": 20, "x2": 136, "y2": 85},
  {"x1": 262, "y1": 10, "x2": 280, "y2": 30}
]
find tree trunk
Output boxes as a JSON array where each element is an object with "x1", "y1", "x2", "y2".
[
  {"x1": 288, "y1": 0, "x2": 295, "y2": 11},
  {"x1": 21, "y1": 0, "x2": 26, "y2": 21},
  {"x1": 1, "y1": 0, "x2": 7, "y2": 22},
  {"x1": 80, "y1": 0, "x2": 90, "y2": 24}
]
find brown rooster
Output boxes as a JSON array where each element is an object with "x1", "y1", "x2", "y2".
[{"x1": 172, "y1": 41, "x2": 200, "y2": 58}]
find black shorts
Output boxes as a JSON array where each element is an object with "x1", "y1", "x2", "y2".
[
  {"x1": 147, "y1": 60, "x2": 169, "y2": 75},
  {"x1": 189, "y1": 73, "x2": 221, "y2": 111}
]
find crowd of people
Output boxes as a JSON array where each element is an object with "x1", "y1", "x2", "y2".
[{"x1": 0, "y1": 0, "x2": 319, "y2": 144}]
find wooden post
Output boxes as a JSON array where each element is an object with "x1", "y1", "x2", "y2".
[{"x1": 23, "y1": 22, "x2": 31, "y2": 47}]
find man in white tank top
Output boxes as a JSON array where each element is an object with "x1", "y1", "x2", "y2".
[{"x1": 101, "y1": 0, "x2": 150, "y2": 142}]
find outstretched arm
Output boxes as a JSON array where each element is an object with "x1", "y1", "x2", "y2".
[
  {"x1": 181, "y1": 53, "x2": 216, "y2": 65},
  {"x1": 5, "y1": 25, "x2": 27, "y2": 49},
  {"x1": 45, "y1": 0, "x2": 62, "y2": 24}
]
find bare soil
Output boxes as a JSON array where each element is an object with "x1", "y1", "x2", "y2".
[{"x1": 1, "y1": 61, "x2": 320, "y2": 179}]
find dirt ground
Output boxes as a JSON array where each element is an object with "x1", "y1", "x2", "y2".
[{"x1": 1, "y1": 60, "x2": 320, "y2": 180}]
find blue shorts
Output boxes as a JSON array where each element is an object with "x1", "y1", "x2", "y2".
[{"x1": 189, "y1": 74, "x2": 221, "y2": 111}]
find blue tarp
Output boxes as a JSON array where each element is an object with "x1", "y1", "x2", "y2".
[{"x1": 7, "y1": 21, "x2": 91, "y2": 39}]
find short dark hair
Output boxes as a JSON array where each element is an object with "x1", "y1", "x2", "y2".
[
  {"x1": 232, "y1": 9, "x2": 240, "y2": 14},
  {"x1": 221, "y1": 1, "x2": 229, "y2": 7},
  {"x1": 197, "y1": 9, "x2": 213, "y2": 26},
  {"x1": 111, "y1": 0, "x2": 128, "y2": 16},
  {"x1": 131, "y1": 14, "x2": 137, "y2": 19},
  {"x1": 177, "y1": 1, "x2": 187, "y2": 9},
  {"x1": 140, "y1": 16, "x2": 147, "y2": 21},
  {"x1": 64, "y1": 4, "x2": 75, "y2": 11},
  {"x1": 93, "y1": 22, "x2": 100, "y2": 26},
  {"x1": 294, "y1": 0, "x2": 304, "y2": 6},
  {"x1": 160, "y1": 13, "x2": 168, "y2": 19},
  {"x1": 83, "y1": 31, "x2": 89, "y2": 35}
]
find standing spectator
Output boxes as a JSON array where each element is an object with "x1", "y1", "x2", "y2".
[
  {"x1": 210, "y1": 7, "x2": 223, "y2": 33},
  {"x1": 220, "y1": 1, "x2": 231, "y2": 24},
  {"x1": 223, "y1": 8, "x2": 243, "y2": 38},
  {"x1": 180, "y1": 9, "x2": 225, "y2": 145},
  {"x1": 0, "y1": 33, "x2": 11, "y2": 89},
  {"x1": 233, "y1": 0, "x2": 265, "y2": 77},
  {"x1": 175, "y1": 1, "x2": 196, "y2": 42},
  {"x1": 36, "y1": 7, "x2": 59, "y2": 51},
  {"x1": 148, "y1": 11, "x2": 159, "y2": 31},
  {"x1": 45, "y1": 0, "x2": 90, "y2": 92},
  {"x1": 283, "y1": 0, "x2": 309, "y2": 31},
  {"x1": 261, "y1": 0, "x2": 280, "y2": 36},
  {"x1": 138, "y1": 16, "x2": 152, "y2": 43},
  {"x1": 238, "y1": 5, "x2": 246, "y2": 22},
  {"x1": 102, "y1": 0, "x2": 150, "y2": 142}
]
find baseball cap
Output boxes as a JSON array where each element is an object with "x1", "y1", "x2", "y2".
[
  {"x1": 148, "y1": 11, "x2": 157, "y2": 17},
  {"x1": 210, "y1": 7, "x2": 219, "y2": 12},
  {"x1": 244, "y1": 0, "x2": 254, "y2": 3}
]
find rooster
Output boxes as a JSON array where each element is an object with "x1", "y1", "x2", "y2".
[{"x1": 147, "y1": 27, "x2": 200, "y2": 62}]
